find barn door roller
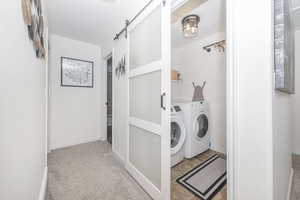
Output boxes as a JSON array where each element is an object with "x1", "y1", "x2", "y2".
[{"x1": 113, "y1": 0, "x2": 166, "y2": 40}]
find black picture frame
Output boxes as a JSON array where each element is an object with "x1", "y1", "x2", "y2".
[{"x1": 61, "y1": 57, "x2": 94, "y2": 88}]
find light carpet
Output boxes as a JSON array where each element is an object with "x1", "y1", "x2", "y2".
[
  {"x1": 47, "y1": 141, "x2": 151, "y2": 200},
  {"x1": 291, "y1": 170, "x2": 300, "y2": 200}
]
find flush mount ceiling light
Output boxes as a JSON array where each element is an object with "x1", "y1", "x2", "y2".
[{"x1": 182, "y1": 14, "x2": 200, "y2": 38}]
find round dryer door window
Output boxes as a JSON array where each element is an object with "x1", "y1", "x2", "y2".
[
  {"x1": 195, "y1": 114, "x2": 208, "y2": 139},
  {"x1": 171, "y1": 122, "x2": 181, "y2": 148}
]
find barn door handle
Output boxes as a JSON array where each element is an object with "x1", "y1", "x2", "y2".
[{"x1": 161, "y1": 93, "x2": 166, "y2": 110}]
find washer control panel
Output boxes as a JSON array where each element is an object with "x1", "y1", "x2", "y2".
[{"x1": 171, "y1": 105, "x2": 182, "y2": 113}]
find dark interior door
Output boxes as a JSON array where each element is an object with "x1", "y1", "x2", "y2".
[{"x1": 107, "y1": 57, "x2": 112, "y2": 144}]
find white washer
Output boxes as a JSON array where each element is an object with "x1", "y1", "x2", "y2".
[
  {"x1": 174, "y1": 101, "x2": 210, "y2": 159},
  {"x1": 171, "y1": 105, "x2": 186, "y2": 167}
]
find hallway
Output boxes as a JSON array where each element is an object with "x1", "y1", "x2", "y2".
[{"x1": 47, "y1": 141, "x2": 151, "y2": 200}]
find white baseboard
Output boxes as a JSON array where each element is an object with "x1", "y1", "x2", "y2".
[
  {"x1": 50, "y1": 137, "x2": 101, "y2": 151},
  {"x1": 113, "y1": 150, "x2": 125, "y2": 166},
  {"x1": 99, "y1": 136, "x2": 107, "y2": 142},
  {"x1": 38, "y1": 167, "x2": 48, "y2": 200},
  {"x1": 210, "y1": 145, "x2": 226, "y2": 155},
  {"x1": 287, "y1": 168, "x2": 294, "y2": 200}
]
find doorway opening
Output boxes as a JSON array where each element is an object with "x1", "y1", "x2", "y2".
[
  {"x1": 106, "y1": 56, "x2": 113, "y2": 145},
  {"x1": 170, "y1": 0, "x2": 227, "y2": 199}
]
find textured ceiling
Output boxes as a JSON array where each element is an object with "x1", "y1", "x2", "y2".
[
  {"x1": 171, "y1": 0, "x2": 208, "y2": 23},
  {"x1": 46, "y1": 0, "x2": 226, "y2": 52},
  {"x1": 46, "y1": 0, "x2": 300, "y2": 53},
  {"x1": 46, "y1": 0, "x2": 148, "y2": 53}
]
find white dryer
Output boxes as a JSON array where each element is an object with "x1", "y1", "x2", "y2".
[
  {"x1": 171, "y1": 105, "x2": 186, "y2": 167},
  {"x1": 174, "y1": 101, "x2": 210, "y2": 159}
]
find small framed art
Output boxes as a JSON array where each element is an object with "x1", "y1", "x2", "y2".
[{"x1": 61, "y1": 57, "x2": 94, "y2": 88}]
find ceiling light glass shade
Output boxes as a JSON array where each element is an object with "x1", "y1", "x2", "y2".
[{"x1": 182, "y1": 14, "x2": 200, "y2": 38}]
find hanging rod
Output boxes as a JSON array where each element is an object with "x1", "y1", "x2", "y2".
[
  {"x1": 203, "y1": 40, "x2": 226, "y2": 52},
  {"x1": 113, "y1": 0, "x2": 157, "y2": 40},
  {"x1": 203, "y1": 40, "x2": 225, "y2": 49}
]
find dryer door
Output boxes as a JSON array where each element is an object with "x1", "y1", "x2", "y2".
[{"x1": 194, "y1": 113, "x2": 209, "y2": 140}]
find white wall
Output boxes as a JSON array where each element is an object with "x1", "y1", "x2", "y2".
[
  {"x1": 0, "y1": 1, "x2": 48, "y2": 199},
  {"x1": 273, "y1": 91, "x2": 293, "y2": 200},
  {"x1": 272, "y1": 18, "x2": 294, "y2": 200},
  {"x1": 172, "y1": 33, "x2": 226, "y2": 153},
  {"x1": 49, "y1": 34, "x2": 103, "y2": 150},
  {"x1": 273, "y1": 20, "x2": 300, "y2": 200},
  {"x1": 292, "y1": 30, "x2": 300, "y2": 155}
]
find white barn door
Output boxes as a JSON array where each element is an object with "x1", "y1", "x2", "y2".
[{"x1": 126, "y1": 0, "x2": 171, "y2": 199}]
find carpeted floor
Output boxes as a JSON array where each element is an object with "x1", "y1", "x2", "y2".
[
  {"x1": 47, "y1": 141, "x2": 151, "y2": 200},
  {"x1": 291, "y1": 170, "x2": 300, "y2": 200},
  {"x1": 291, "y1": 154, "x2": 300, "y2": 200}
]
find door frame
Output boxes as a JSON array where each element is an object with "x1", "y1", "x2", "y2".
[
  {"x1": 171, "y1": 0, "x2": 236, "y2": 199},
  {"x1": 226, "y1": 0, "x2": 239, "y2": 199},
  {"x1": 101, "y1": 52, "x2": 114, "y2": 144},
  {"x1": 125, "y1": 0, "x2": 171, "y2": 199}
]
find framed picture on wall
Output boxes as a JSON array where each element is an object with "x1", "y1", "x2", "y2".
[
  {"x1": 274, "y1": 0, "x2": 295, "y2": 93},
  {"x1": 61, "y1": 57, "x2": 94, "y2": 88}
]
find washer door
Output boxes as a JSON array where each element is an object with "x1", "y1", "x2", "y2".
[
  {"x1": 194, "y1": 113, "x2": 209, "y2": 140},
  {"x1": 171, "y1": 118, "x2": 186, "y2": 155}
]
